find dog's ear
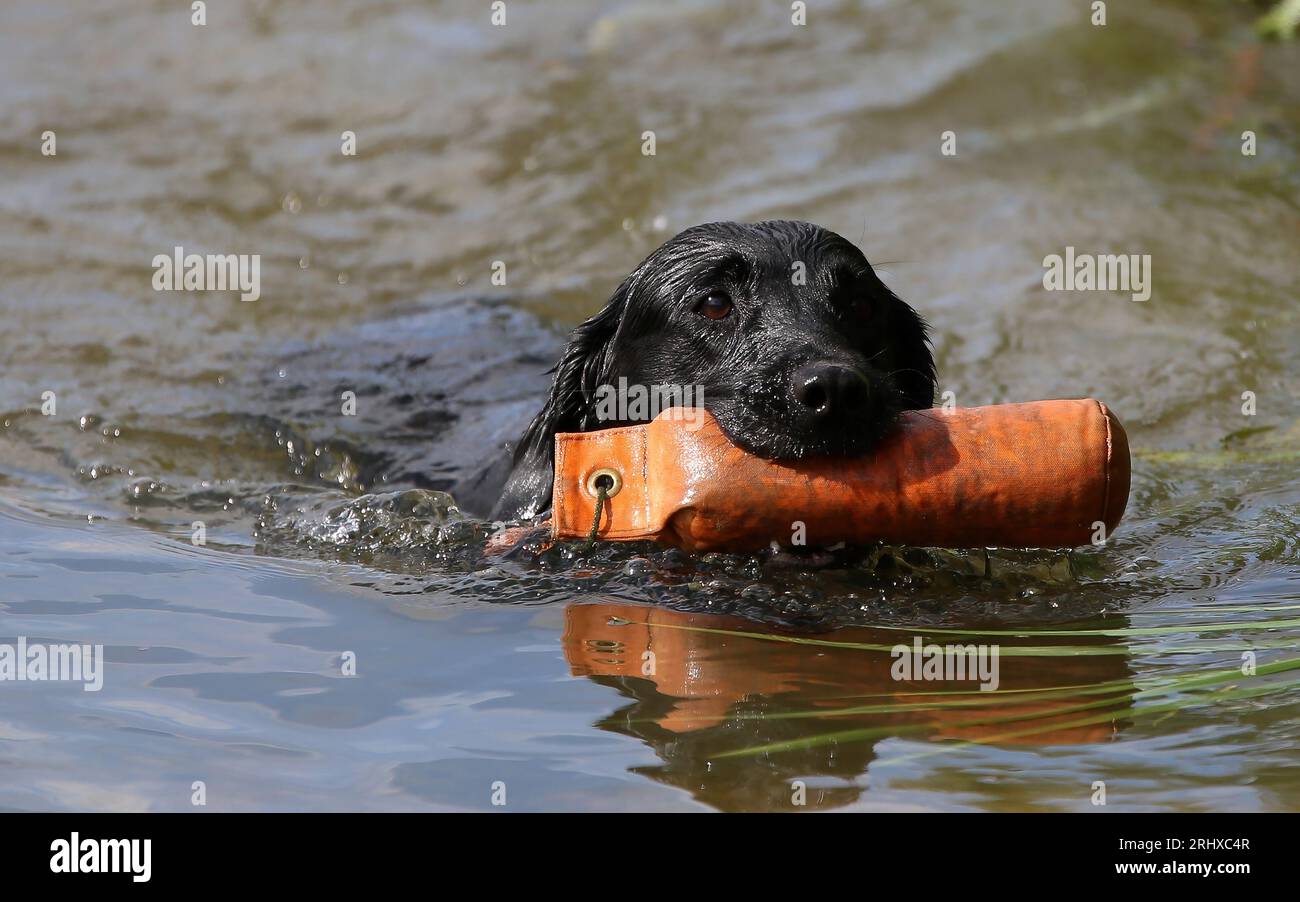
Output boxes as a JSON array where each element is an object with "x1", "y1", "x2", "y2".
[
  {"x1": 882, "y1": 289, "x2": 937, "y2": 411},
  {"x1": 491, "y1": 284, "x2": 627, "y2": 521}
]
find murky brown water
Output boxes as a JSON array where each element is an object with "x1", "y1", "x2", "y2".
[{"x1": 1, "y1": 0, "x2": 1298, "y2": 811}]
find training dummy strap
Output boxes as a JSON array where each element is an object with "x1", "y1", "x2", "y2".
[{"x1": 551, "y1": 399, "x2": 1130, "y2": 552}]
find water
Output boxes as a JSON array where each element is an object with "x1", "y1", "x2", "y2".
[{"x1": 1, "y1": 0, "x2": 1298, "y2": 811}]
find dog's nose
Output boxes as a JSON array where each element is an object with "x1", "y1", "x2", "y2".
[{"x1": 793, "y1": 363, "x2": 870, "y2": 419}]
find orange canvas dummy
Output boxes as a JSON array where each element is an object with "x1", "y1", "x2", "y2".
[{"x1": 551, "y1": 399, "x2": 1129, "y2": 551}]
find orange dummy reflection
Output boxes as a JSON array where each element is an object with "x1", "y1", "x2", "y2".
[{"x1": 564, "y1": 601, "x2": 1134, "y2": 810}]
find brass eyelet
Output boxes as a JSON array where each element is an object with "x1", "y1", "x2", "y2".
[{"x1": 585, "y1": 467, "x2": 622, "y2": 499}]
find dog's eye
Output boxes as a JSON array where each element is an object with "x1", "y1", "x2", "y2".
[
  {"x1": 696, "y1": 292, "x2": 733, "y2": 320},
  {"x1": 830, "y1": 283, "x2": 869, "y2": 320}
]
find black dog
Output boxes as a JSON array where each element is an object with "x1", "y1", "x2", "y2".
[{"x1": 493, "y1": 220, "x2": 936, "y2": 521}]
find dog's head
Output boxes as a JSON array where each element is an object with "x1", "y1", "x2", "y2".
[{"x1": 494, "y1": 220, "x2": 936, "y2": 520}]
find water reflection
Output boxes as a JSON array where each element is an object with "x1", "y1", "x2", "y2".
[{"x1": 564, "y1": 601, "x2": 1134, "y2": 811}]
